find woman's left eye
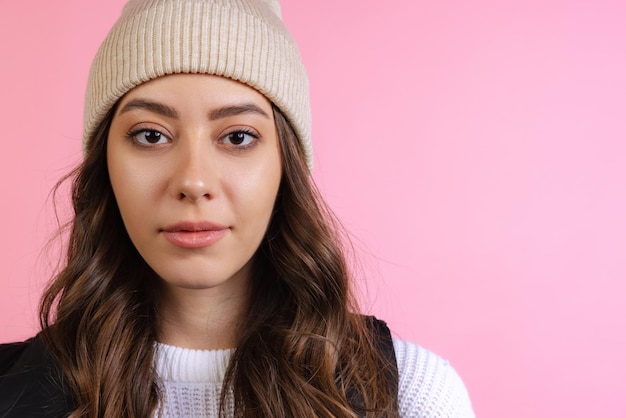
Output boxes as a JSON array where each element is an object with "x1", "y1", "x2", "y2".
[
  {"x1": 223, "y1": 130, "x2": 258, "y2": 147},
  {"x1": 127, "y1": 128, "x2": 170, "y2": 146}
]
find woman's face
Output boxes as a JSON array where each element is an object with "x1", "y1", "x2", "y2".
[{"x1": 107, "y1": 74, "x2": 282, "y2": 293}]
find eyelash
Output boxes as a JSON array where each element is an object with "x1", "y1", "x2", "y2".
[
  {"x1": 125, "y1": 127, "x2": 260, "y2": 150},
  {"x1": 126, "y1": 128, "x2": 170, "y2": 147},
  {"x1": 222, "y1": 127, "x2": 260, "y2": 149}
]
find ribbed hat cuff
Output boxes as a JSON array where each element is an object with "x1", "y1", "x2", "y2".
[{"x1": 83, "y1": 0, "x2": 312, "y2": 168}]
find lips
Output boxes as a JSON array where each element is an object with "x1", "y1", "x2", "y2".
[{"x1": 161, "y1": 222, "x2": 229, "y2": 248}]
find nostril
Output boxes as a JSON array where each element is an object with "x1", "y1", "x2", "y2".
[{"x1": 177, "y1": 189, "x2": 212, "y2": 201}]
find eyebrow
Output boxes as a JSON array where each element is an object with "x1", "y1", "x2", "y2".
[
  {"x1": 208, "y1": 103, "x2": 270, "y2": 120},
  {"x1": 118, "y1": 99, "x2": 270, "y2": 121},
  {"x1": 118, "y1": 99, "x2": 179, "y2": 119}
]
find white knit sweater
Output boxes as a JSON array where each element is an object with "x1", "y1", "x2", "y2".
[{"x1": 154, "y1": 339, "x2": 475, "y2": 417}]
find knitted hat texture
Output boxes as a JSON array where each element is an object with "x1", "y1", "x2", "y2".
[{"x1": 83, "y1": 0, "x2": 312, "y2": 167}]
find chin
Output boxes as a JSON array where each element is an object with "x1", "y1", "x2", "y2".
[{"x1": 154, "y1": 264, "x2": 252, "y2": 292}]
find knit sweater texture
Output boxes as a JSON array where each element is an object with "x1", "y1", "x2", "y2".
[{"x1": 155, "y1": 339, "x2": 475, "y2": 417}]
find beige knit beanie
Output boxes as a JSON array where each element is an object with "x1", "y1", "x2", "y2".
[{"x1": 83, "y1": 0, "x2": 312, "y2": 168}]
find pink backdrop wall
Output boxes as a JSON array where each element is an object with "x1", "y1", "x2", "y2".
[{"x1": 1, "y1": 1, "x2": 625, "y2": 416}]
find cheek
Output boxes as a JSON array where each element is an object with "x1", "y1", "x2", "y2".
[
  {"x1": 108, "y1": 156, "x2": 163, "y2": 227},
  {"x1": 255, "y1": 151, "x2": 282, "y2": 197},
  {"x1": 228, "y1": 153, "x2": 282, "y2": 225}
]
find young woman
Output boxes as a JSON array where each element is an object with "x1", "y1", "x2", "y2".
[{"x1": 0, "y1": 0, "x2": 474, "y2": 417}]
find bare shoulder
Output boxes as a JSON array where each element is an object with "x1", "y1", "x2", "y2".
[{"x1": 393, "y1": 339, "x2": 475, "y2": 418}]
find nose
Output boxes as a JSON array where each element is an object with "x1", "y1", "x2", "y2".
[{"x1": 169, "y1": 136, "x2": 218, "y2": 202}]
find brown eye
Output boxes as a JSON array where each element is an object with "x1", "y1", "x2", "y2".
[
  {"x1": 228, "y1": 132, "x2": 247, "y2": 145},
  {"x1": 128, "y1": 129, "x2": 169, "y2": 146},
  {"x1": 223, "y1": 130, "x2": 258, "y2": 147},
  {"x1": 143, "y1": 131, "x2": 162, "y2": 143}
]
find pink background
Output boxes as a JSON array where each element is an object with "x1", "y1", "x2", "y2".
[{"x1": 1, "y1": 1, "x2": 625, "y2": 416}]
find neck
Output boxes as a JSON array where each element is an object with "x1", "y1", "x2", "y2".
[{"x1": 156, "y1": 269, "x2": 250, "y2": 350}]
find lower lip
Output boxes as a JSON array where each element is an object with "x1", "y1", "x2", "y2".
[{"x1": 162, "y1": 229, "x2": 228, "y2": 248}]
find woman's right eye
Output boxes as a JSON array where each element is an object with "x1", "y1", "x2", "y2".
[{"x1": 127, "y1": 129, "x2": 170, "y2": 146}]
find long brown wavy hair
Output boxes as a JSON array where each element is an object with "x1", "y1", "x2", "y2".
[{"x1": 40, "y1": 103, "x2": 399, "y2": 417}]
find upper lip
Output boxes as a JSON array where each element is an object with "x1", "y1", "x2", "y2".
[{"x1": 161, "y1": 221, "x2": 229, "y2": 232}]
